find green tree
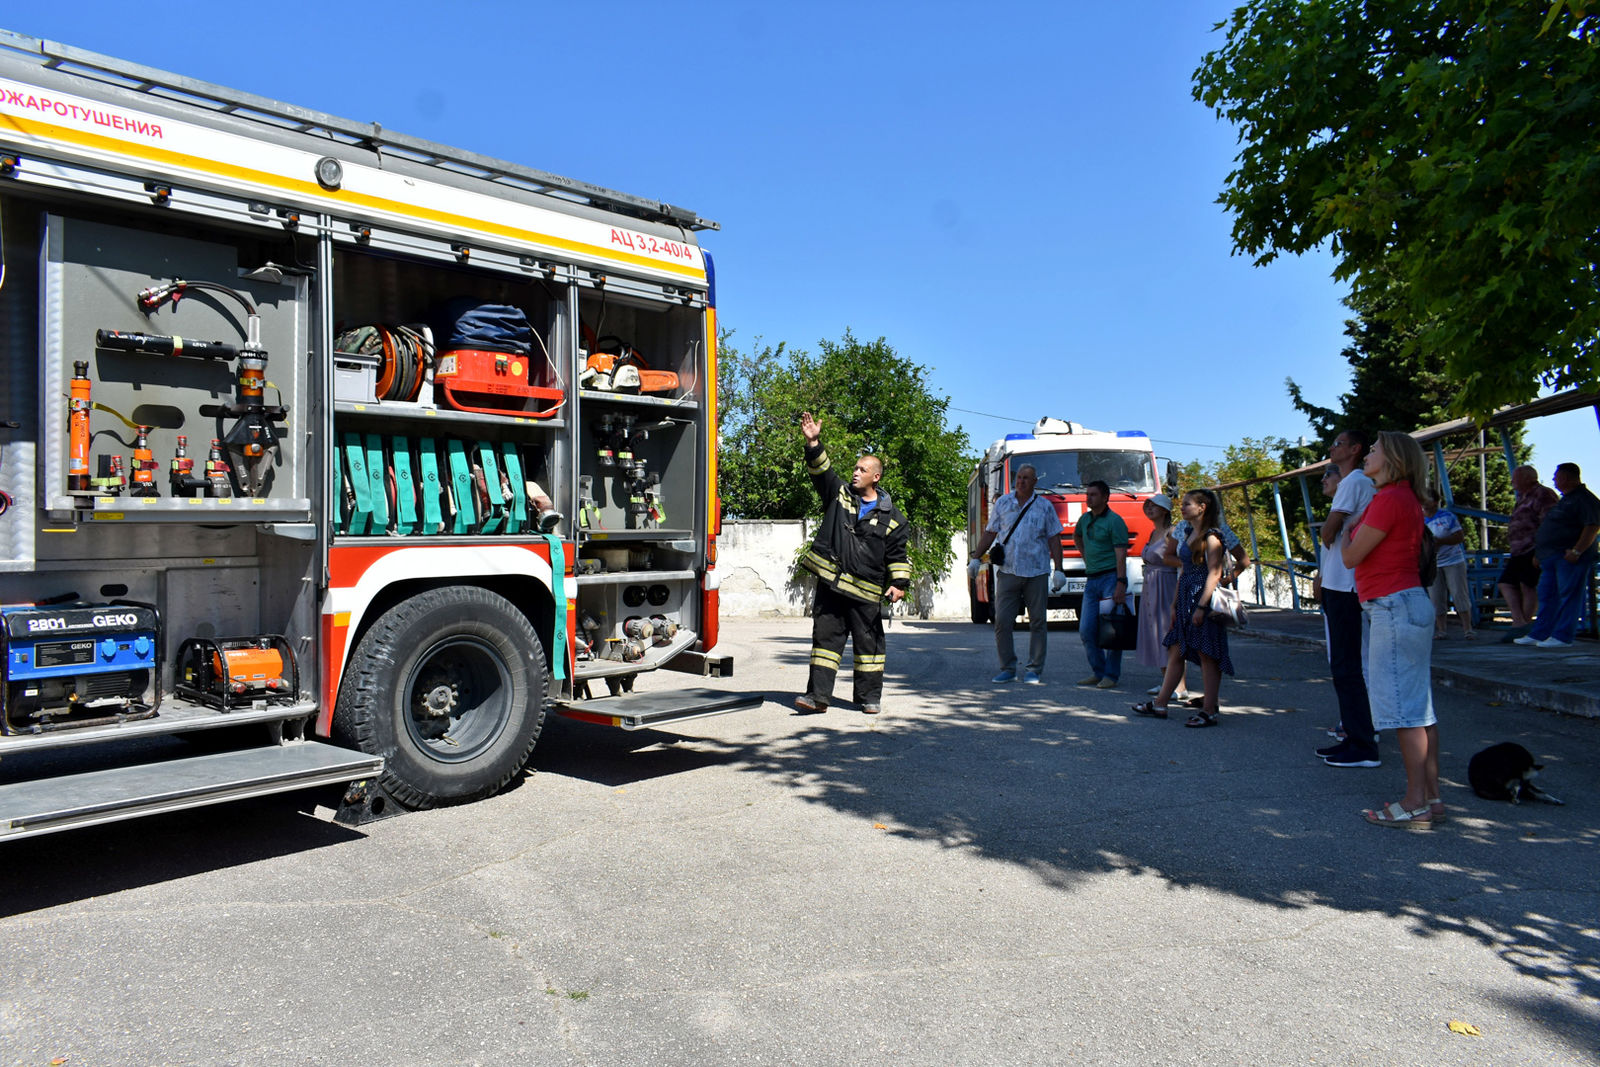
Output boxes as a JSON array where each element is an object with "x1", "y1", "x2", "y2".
[
  {"x1": 717, "y1": 328, "x2": 973, "y2": 602},
  {"x1": 1282, "y1": 283, "x2": 1528, "y2": 553},
  {"x1": 1194, "y1": 1, "x2": 1600, "y2": 416},
  {"x1": 1277, "y1": 278, "x2": 1454, "y2": 561},
  {"x1": 1189, "y1": 436, "x2": 1291, "y2": 561},
  {"x1": 1171, "y1": 458, "x2": 1208, "y2": 493},
  {"x1": 716, "y1": 331, "x2": 803, "y2": 521},
  {"x1": 1285, "y1": 281, "x2": 1452, "y2": 464}
]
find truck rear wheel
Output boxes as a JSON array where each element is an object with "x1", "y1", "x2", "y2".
[{"x1": 334, "y1": 586, "x2": 547, "y2": 809}]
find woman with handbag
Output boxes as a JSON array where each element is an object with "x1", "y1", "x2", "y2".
[
  {"x1": 1131, "y1": 489, "x2": 1233, "y2": 727},
  {"x1": 1135, "y1": 494, "x2": 1186, "y2": 698},
  {"x1": 1341, "y1": 431, "x2": 1439, "y2": 828}
]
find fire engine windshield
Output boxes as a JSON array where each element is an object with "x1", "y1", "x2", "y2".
[{"x1": 1027, "y1": 451, "x2": 1157, "y2": 495}]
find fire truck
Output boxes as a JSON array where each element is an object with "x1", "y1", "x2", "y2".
[
  {"x1": 967, "y1": 419, "x2": 1166, "y2": 623},
  {"x1": 0, "y1": 30, "x2": 756, "y2": 841}
]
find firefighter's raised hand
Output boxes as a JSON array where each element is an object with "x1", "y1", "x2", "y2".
[{"x1": 799, "y1": 411, "x2": 821, "y2": 445}]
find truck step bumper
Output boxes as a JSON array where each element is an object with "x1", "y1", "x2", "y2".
[
  {"x1": 556, "y1": 687, "x2": 762, "y2": 731},
  {"x1": 0, "y1": 742, "x2": 383, "y2": 842}
]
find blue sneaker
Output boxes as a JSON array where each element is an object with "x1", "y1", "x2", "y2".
[
  {"x1": 1023, "y1": 670, "x2": 1042, "y2": 685},
  {"x1": 992, "y1": 669, "x2": 1016, "y2": 683}
]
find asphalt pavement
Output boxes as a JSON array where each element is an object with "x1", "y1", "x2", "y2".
[{"x1": 2, "y1": 618, "x2": 1597, "y2": 1066}]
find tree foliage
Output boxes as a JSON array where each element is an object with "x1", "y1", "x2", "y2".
[
  {"x1": 1174, "y1": 436, "x2": 1292, "y2": 560},
  {"x1": 1284, "y1": 279, "x2": 1454, "y2": 468},
  {"x1": 1194, "y1": 1, "x2": 1600, "y2": 416},
  {"x1": 717, "y1": 328, "x2": 973, "y2": 601},
  {"x1": 1281, "y1": 282, "x2": 1527, "y2": 555}
]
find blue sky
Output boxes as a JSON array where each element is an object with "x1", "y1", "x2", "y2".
[{"x1": 10, "y1": 2, "x2": 1591, "y2": 475}]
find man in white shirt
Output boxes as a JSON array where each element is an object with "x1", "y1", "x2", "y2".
[
  {"x1": 973, "y1": 464, "x2": 1065, "y2": 685},
  {"x1": 1315, "y1": 430, "x2": 1380, "y2": 768}
]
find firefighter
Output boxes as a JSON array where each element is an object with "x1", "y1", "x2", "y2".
[{"x1": 794, "y1": 412, "x2": 911, "y2": 715}]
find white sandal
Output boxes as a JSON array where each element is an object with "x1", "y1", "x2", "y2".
[{"x1": 1364, "y1": 801, "x2": 1433, "y2": 829}]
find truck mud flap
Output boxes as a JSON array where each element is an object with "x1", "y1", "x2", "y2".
[
  {"x1": 555, "y1": 687, "x2": 763, "y2": 731},
  {"x1": 0, "y1": 742, "x2": 384, "y2": 843}
]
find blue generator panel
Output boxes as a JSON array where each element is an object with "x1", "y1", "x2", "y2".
[{"x1": 4, "y1": 604, "x2": 159, "y2": 682}]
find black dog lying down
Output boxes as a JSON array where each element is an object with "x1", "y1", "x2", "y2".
[{"x1": 1468, "y1": 742, "x2": 1564, "y2": 805}]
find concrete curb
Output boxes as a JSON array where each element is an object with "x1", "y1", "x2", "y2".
[{"x1": 1241, "y1": 625, "x2": 1600, "y2": 719}]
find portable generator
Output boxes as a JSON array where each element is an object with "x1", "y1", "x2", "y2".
[
  {"x1": 174, "y1": 635, "x2": 298, "y2": 711},
  {"x1": 1, "y1": 601, "x2": 160, "y2": 733},
  {"x1": 435, "y1": 349, "x2": 564, "y2": 418}
]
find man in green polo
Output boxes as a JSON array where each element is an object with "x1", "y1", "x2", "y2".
[{"x1": 1072, "y1": 479, "x2": 1129, "y2": 689}]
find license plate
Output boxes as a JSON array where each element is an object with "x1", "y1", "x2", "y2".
[{"x1": 1065, "y1": 579, "x2": 1086, "y2": 593}]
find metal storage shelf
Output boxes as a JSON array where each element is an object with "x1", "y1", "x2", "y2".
[
  {"x1": 574, "y1": 569, "x2": 696, "y2": 586},
  {"x1": 335, "y1": 401, "x2": 567, "y2": 432},
  {"x1": 333, "y1": 532, "x2": 568, "y2": 544},
  {"x1": 578, "y1": 390, "x2": 698, "y2": 411},
  {"x1": 77, "y1": 497, "x2": 314, "y2": 523},
  {"x1": 579, "y1": 529, "x2": 693, "y2": 542},
  {"x1": 574, "y1": 629, "x2": 698, "y2": 680},
  {"x1": 0, "y1": 699, "x2": 318, "y2": 756}
]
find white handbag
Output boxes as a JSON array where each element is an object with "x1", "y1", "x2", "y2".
[
  {"x1": 1208, "y1": 582, "x2": 1248, "y2": 626},
  {"x1": 1207, "y1": 545, "x2": 1248, "y2": 626}
]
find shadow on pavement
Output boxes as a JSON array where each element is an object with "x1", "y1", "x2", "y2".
[
  {"x1": 5, "y1": 616, "x2": 1596, "y2": 1056},
  {"x1": 529, "y1": 714, "x2": 756, "y2": 787},
  {"x1": 0, "y1": 787, "x2": 364, "y2": 918},
  {"x1": 710, "y1": 619, "x2": 1600, "y2": 1050}
]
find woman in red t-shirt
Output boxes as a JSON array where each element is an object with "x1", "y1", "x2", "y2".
[{"x1": 1341, "y1": 430, "x2": 1439, "y2": 828}]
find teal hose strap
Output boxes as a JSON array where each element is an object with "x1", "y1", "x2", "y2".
[{"x1": 544, "y1": 534, "x2": 568, "y2": 681}]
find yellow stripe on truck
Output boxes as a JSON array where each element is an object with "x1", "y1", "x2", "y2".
[{"x1": 1, "y1": 112, "x2": 706, "y2": 281}]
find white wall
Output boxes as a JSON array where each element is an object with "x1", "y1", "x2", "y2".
[{"x1": 717, "y1": 520, "x2": 1299, "y2": 620}]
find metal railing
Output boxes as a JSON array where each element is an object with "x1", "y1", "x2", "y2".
[{"x1": 1204, "y1": 389, "x2": 1600, "y2": 632}]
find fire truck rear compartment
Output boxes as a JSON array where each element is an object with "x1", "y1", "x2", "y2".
[{"x1": 0, "y1": 27, "x2": 754, "y2": 840}]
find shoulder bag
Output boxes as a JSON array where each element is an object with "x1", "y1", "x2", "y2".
[
  {"x1": 1418, "y1": 525, "x2": 1438, "y2": 588},
  {"x1": 1097, "y1": 601, "x2": 1140, "y2": 651},
  {"x1": 1205, "y1": 531, "x2": 1249, "y2": 626},
  {"x1": 988, "y1": 493, "x2": 1038, "y2": 567}
]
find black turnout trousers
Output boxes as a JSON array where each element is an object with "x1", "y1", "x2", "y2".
[{"x1": 805, "y1": 584, "x2": 886, "y2": 706}]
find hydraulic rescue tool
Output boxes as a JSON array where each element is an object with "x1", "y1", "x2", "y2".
[
  {"x1": 203, "y1": 438, "x2": 234, "y2": 498},
  {"x1": 66, "y1": 361, "x2": 92, "y2": 494},
  {"x1": 169, "y1": 434, "x2": 205, "y2": 497},
  {"x1": 128, "y1": 425, "x2": 160, "y2": 497},
  {"x1": 95, "y1": 277, "x2": 288, "y2": 495},
  {"x1": 90, "y1": 454, "x2": 126, "y2": 495}
]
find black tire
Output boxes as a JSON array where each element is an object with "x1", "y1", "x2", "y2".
[
  {"x1": 333, "y1": 586, "x2": 547, "y2": 809},
  {"x1": 969, "y1": 575, "x2": 993, "y2": 625}
]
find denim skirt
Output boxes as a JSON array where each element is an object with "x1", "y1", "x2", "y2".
[{"x1": 1361, "y1": 586, "x2": 1435, "y2": 730}]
